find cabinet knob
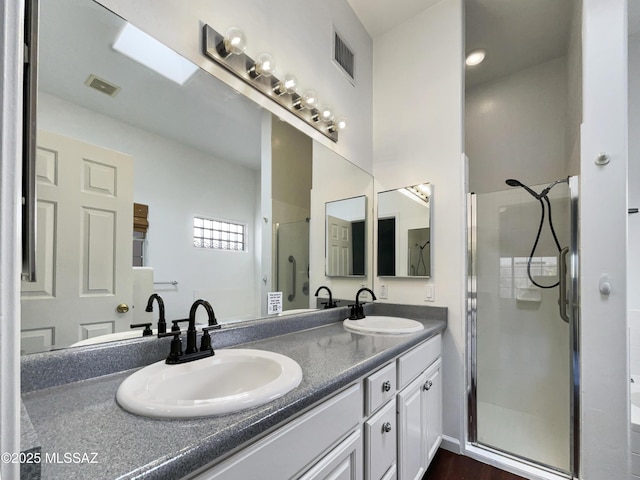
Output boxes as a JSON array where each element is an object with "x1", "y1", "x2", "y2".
[
  {"x1": 382, "y1": 380, "x2": 392, "y2": 392},
  {"x1": 382, "y1": 422, "x2": 392, "y2": 433},
  {"x1": 423, "y1": 380, "x2": 433, "y2": 391}
]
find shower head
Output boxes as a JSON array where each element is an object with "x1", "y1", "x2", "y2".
[{"x1": 505, "y1": 178, "x2": 540, "y2": 199}]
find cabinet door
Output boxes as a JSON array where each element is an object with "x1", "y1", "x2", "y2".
[
  {"x1": 424, "y1": 358, "x2": 442, "y2": 465},
  {"x1": 397, "y1": 372, "x2": 427, "y2": 480},
  {"x1": 365, "y1": 400, "x2": 397, "y2": 480},
  {"x1": 298, "y1": 429, "x2": 362, "y2": 480}
]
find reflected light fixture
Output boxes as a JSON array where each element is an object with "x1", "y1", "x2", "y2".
[
  {"x1": 203, "y1": 24, "x2": 344, "y2": 142},
  {"x1": 465, "y1": 49, "x2": 486, "y2": 67},
  {"x1": 113, "y1": 23, "x2": 198, "y2": 85}
]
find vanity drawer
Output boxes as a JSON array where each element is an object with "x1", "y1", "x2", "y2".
[
  {"x1": 364, "y1": 362, "x2": 396, "y2": 416},
  {"x1": 397, "y1": 334, "x2": 441, "y2": 389}
]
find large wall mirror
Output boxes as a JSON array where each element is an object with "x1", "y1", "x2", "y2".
[
  {"x1": 20, "y1": 0, "x2": 373, "y2": 354},
  {"x1": 377, "y1": 184, "x2": 432, "y2": 278}
]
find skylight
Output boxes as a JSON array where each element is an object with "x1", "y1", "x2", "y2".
[{"x1": 112, "y1": 23, "x2": 198, "y2": 85}]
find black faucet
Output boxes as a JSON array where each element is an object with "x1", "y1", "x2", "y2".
[
  {"x1": 186, "y1": 299, "x2": 217, "y2": 354},
  {"x1": 315, "y1": 286, "x2": 338, "y2": 308},
  {"x1": 348, "y1": 287, "x2": 377, "y2": 320},
  {"x1": 145, "y1": 294, "x2": 166, "y2": 334},
  {"x1": 157, "y1": 299, "x2": 220, "y2": 365}
]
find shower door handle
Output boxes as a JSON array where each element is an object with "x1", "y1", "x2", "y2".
[
  {"x1": 288, "y1": 255, "x2": 296, "y2": 302},
  {"x1": 558, "y1": 247, "x2": 570, "y2": 324}
]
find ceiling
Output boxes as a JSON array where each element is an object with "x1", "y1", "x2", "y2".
[
  {"x1": 349, "y1": 0, "x2": 575, "y2": 89},
  {"x1": 39, "y1": 0, "x2": 263, "y2": 169}
]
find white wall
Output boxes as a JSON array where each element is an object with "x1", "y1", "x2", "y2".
[
  {"x1": 581, "y1": 0, "x2": 630, "y2": 477},
  {"x1": 38, "y1": 92, "x2": 260, "y2": 322},
  {"x1": 466, "y1": 57, "x2": 569, "y2": 194},
  {"x1": 629, "y1": 27, "x2": 640, "y2": 377},
  {"x1": 372, "y1": 0, "x2": 465, "y2": 449},
  {"x1": 95, "y1": 0, "x2": 373, "y2": 175},
  {"x1": 0, "y1": 0, "x2": 24, "y2": 475}
]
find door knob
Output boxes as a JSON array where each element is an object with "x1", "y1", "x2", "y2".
[{"x1": 116, "y1": 303, "x2": 130, "y2": 313}]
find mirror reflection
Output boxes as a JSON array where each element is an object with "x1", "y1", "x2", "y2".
[
  {"x1": 377, "y1": 184, "x2": 432, "y2": 278},
  {"x1": 20, "y1": 0, "x2": 373, "y2": 355},
  {"x1": 325, "y1": 196, "x2": 367, "y2": 277}
]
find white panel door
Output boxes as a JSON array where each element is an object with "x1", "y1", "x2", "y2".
[
  {"x1": 20, "y1": 131, "x2": 134, "y2": 352},
  {"x1": 327, "y1": 215, "x2": 352, "y2": 276}
]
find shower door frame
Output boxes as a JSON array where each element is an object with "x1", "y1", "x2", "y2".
[{"x1": 466, "y1": 176, "x2": 580, "y2": 478}]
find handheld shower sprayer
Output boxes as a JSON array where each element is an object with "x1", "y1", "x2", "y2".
[{"x1": 504, "y1": 177, "x2": 569, "y2": 289}]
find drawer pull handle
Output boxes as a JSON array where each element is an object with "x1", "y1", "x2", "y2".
[
  {"x1": 382, "y1": 380, "x2": 392, "y2": 392},
  {"x1": 382, "y1": 422, "x2": 392, "y2": 433},
  {"x1": 423, "y1": 380, "x2": 433, "y2": 391}
]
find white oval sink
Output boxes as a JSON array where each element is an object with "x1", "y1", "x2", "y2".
[
  {"x1": 343, "y1": 315, "x2": 424, "y2": 335},
  {"x1": 116, "y1": 349, "x2": 303, "y2": 418}
]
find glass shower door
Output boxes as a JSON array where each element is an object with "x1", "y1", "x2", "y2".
[{"x1": 469, "y1": 177, "x2": 579, "y2": 475}]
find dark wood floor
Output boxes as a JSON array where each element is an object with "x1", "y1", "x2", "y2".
[{"x1": 422, "y1": 449, "x2": 528, "y2": 480}]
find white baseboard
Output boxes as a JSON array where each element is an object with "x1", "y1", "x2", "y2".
[{"x1": 440, "y1": 435, "x2": 462, "y2": 454}]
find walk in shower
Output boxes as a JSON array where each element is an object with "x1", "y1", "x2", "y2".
[{"x1": 468, "y1": 177, "x2": 579, "y2": 477}]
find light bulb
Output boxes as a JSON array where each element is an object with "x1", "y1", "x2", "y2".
[
  {"x1": 273, "y1": 74, "x2": 297, "y2": 95},
  {"x1": 223, "y1": 27, "x2": 246, "y2": 57},
  {"x1": 465, "y1": 49, "x2": 486, "y2": 67},
  {"x1": 319, "y1": 105, "x2": 334, "y2": 122},
  {"x1": 328, "y1": 116, "x2": 347, "y2": 133},
  {"x1": 301, "y1": 90, "x2": 318, "y2": 110},
  {"x1": 249, "y1": 52, "x2": 275, "y2": 78}
]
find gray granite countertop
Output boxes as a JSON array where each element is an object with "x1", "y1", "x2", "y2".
[{"x1": 22, "y1": 307, "x2": 446, "y2": 480}]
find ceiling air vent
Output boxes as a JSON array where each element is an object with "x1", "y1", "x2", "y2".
[
  {"x1": 333, "y1": 30, "x2": 355, "y2": 83},
  {"x1": 85, "y1": 74, "x2": 121, "y2": 97}
]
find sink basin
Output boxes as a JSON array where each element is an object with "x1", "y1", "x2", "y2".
[
  {"x1": 343, "y1": 316, "x2": 424, "y2": 335},
  {"x1": 116, "y1": 349, "x2": 303, "y2": 418}
]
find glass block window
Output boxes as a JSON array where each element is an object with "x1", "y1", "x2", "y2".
[{"x1": 193, "y1": 217, "x2": 246, "y2": 251}]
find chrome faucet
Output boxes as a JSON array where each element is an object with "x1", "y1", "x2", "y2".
[
  {"x1": 158, "y1": 299, "x2": 220, "y2": 364},
  {"x1": 145, "y1": 294, "x2": 166, "y2": 334},
  {"x1": 348, "y1": 287, "x2": 377, "y2": 320},
  {"x1": 314, "y1": 286, "x2": 338, "y2": 308}
]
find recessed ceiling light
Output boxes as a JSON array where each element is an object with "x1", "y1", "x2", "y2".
[
  {"x1": 465, "y1": 49, "x2": 486, "y2": 67},
  {"x1": 113, "y1": 23, "x2": 198, "y2": 85}
]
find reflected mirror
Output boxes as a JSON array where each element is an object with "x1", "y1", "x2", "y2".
[
  {"x1": 20, "y1": 0, "x2": 372, "y2": 354},
  {"x1": 377, "y1": 184, "x2": 432, "y2": 278},
  {"x1": 325, "y1": 196, "x2": 367, "y2": 277}
]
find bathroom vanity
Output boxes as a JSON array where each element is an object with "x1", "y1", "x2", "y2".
[{"x1": 20, "y1": 304, "x2": 446, "y2": 480}]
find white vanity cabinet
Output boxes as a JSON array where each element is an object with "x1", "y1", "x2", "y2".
[
  {"x1": 396, "y1": 337, "x2": 442, "y2": 480},
  {"x1": 187, "y1": 333, "x2": 442, "y2": 480},
  {"x1": 362, "y1": 333, "x2": 442, "y2": 480}
]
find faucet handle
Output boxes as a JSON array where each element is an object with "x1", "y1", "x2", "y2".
[
  {"x1": 171, "y1": 319, "x2": 190, "y2": 331},
  {"x1": 321, "y1": 300, "x2": 339, "y2": 309},
  {"x1": 130, "y1": 322, "x2": 153, "y2": 336},
  {"x1": 158, "y1": 330, "x2": 183, "y2": 363},
  {"x1": 199, "y1": 325, "x2": 220, "y2": 352}
]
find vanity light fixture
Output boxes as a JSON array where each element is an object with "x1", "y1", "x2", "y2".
[
  {"x1": 465, "y1": 49, "x2": 486, "y2": 67},
  {"x1": 319, "y1": 105, "x2": 334, "y2": 122},
  {"x1": 221, "y1": 27, "x2": 247, "y2": 57},
  {"x1": 248, "y1": 52, "x2": 275, "y2": 78},
  {"x1": 113, "y1": 23, "x2": 199, "y2": 86},
  {"x1": 203, "y1": 24, "x2": 344, "y2": 142},
  {"x1": 273, "y1": 74, "x2": 297, "y2": 95}
]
